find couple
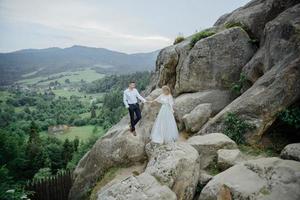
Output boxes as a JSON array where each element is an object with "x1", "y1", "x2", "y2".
[{"x1": 123, "y1": 81, "x2": 179, "y2": 144}]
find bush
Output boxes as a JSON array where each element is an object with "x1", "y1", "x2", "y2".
[
  {"x1": 33, "y1": 168, "x2": 52, "y2": 181},
  {"x1": 73, "y1": 118, "x2": 88, "y2": 126},
  {"x1": 224, "y1": 112, "x2": 255, "y2": 144},
  {"x1": 248, "y1": 38, "x2": 260, "y2": 46},
  {"x1": 173, "y1": 36, "x2": 185, "y2": 45},
  {"x1": 0, "y1": 166, "x2": 32, "y2": 200},
  {"x1": 225, "y1": 21, "x2": 260, "y2": 47},
  {"x1": 278, "y1": 107, "x2": 300, "y2": 129},
  {"x1": 190, "y1": 30, "x2": 216, "y2": 48},
  {"x1": 224, "y1": 21, "x2": 248, "y2": 31},
  {"x1": 231, "y1": 72, "x2": 247, "y2": 95}
]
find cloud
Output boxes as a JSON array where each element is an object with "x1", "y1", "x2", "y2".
[
  {"x1": 0, "y1": 0, "x2": 172, "y2": 52},
  {"x1": 0, "y1": 0, "x2": 250, "y2": 53}
]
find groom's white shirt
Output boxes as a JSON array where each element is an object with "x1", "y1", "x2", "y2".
[{"x1": 123, "y1": 88, "x2": 146, "y2": 108}]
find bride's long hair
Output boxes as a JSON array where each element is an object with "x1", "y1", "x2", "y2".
[{"x1": 162, "y1": 85, "x2": 171, "y2": 95}]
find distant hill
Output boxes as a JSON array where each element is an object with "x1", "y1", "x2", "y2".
[{"x1": 0, "y1": 45, "x2": 159, "y2": 85}]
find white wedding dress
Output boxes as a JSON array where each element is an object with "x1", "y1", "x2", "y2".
[{"x1": 150, "y1": 94, "x2": 179, "y2": 144}]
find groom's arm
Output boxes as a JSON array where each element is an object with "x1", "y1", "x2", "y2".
[
  {"x1": 123, "y1": 91, "x2": 129, "y2": 108},
  {"x1": 135, "y1": 89, "x2": 146, "y2": 103}
]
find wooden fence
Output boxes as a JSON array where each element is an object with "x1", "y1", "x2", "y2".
[{"x1": 26, "y1": 170, "x2": 73, "y2": 200}]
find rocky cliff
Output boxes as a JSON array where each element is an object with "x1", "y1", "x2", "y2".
[{"x1": 69, "y1": 0, "x2": 300, "y2": 199}]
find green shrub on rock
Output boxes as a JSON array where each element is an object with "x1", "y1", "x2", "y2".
[
  {"x1": 224, "y1": 112, "x2": 255, "y2": 144},
  {"x1": 278, "y1": 107, "x2": 300, "y2": 129},
  {"x1": 231, "y1": 72, "x2": 247, "y2": 95},
  {"x1": 225, "y1": 21, "x2": 260, "y2": 47},
  {"x1": 173, "y1": 36, "x2": 185, "y2": 45},
  {"x1": 224, "y1": 21, "x2": 248, "y2": 31},
  {"x1": 190, "y1": 30, "x2": 216, "y2": 48}
]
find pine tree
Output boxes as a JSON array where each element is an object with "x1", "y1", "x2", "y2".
[
  {"x1": 73, "y1": 137, "x2": 80, "y2": 152},
  {"x1": 27, "y1": 121, "x2": 41, "y2": 144},
  {"x1": 62, "y1": 139, "x2": 74, "y2": 167},
  {"x1": 90, "y1": 104, "x2": 96, "y2": 118},
  {"x1": 26, "y1": 120, "x2": 43, "y2": 176}
]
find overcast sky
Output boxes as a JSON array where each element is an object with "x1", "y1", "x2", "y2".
[{"x1": 0, "y1": 0, "x2": 249, "y2": 53}]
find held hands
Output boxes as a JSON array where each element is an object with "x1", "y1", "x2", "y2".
[{"x1": 145, "y1": 99, "x2": 154, "y2": 103}]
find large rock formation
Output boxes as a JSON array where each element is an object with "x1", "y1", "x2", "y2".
[
  {"x1": 242, "y1": 3, "x2": 300, "y2": 82},
  {"x1": 199, "y1": 56, "x2": 300, "y2": 142},
  {"x1": 174, "y1": 90, "x2": 232, "y2": 130},
  {"x1": 199, "y1": 157, "x2": 300, "y2": 200},
  {"x1": 199, "y1": 4, "x2": 300, "y2": 142},
  {"x1": 97, "y1": 173, "x2": 177, "y2": 200},
  {"x1": 187, "y1": 133, "x2": 237, "y2": 169},
  {"x1": 70, "y1": 1, "x2": 300, "y2": 199},
  {"x1": 152, "y1": 38, "x2": 191, "y2": 93},
  {"x1": 214, "y1": 0, "x2": 299, "y2": 39},
  {"x1": 145, "y1": 142, "x2": 200, "y2": 200},
  {"x1": 174, "y1": 27, "x2": 255, "y2": 95},
  {"x1": 183, "y1": 103, "x2": 212, "y2": 133}
]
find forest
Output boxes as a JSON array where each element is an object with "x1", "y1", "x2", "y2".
[{"x1": 0, "y1": 71, "x2": 151, "y2": 199}]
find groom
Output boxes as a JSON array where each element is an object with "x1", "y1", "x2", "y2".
[{"x1": 123, "y1": 81, "x2": 146, "y2": 135}]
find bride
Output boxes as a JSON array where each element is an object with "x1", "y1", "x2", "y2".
[{"x1": 149, "y1": 85, "x2": 179, "y2": 144}]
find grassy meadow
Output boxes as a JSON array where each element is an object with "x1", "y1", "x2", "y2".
[
  {"x1": 40, "y1": 125, "x2": 105, "y2": 141},
  {"x1": 17, "y1": 68, "x2": 104, "y2": 86}
]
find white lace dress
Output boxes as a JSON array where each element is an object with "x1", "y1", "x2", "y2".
[{"x1": 150, "y1": 94, "x2": 179, "y2": 144}]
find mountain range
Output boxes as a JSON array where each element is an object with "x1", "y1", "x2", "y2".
[{"x1": 0, "y1": 45, "x2": 159, "y2": 85}]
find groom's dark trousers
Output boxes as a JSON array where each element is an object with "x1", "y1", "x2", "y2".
[{"x1": 128, "y1": 103, "x2": 141, "y2": 131}]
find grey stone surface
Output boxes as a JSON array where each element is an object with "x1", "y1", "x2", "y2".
[
  {"x1": 97, "y1": 173, "x2": 177, "y2": 200},
  {"x1": 214, "y1": 0, "x2": 299, "y2": 39},
  {"x1": 183, "y1": 103, "x2": 212, "y2": 133},
  {"x1": 145, "y1": 142, "x2": 200, "y2": 200},
  {"x1": 217, "y1": 149, "x2": 244, "y2": 170},
  {"x1": 174, "y1": 90, "x2": 232, "y2": 130},
  {"x1": 199, "y1": 157, "x2": 300, "y2": 200},
  {"x1": 280, "y1": 143, "x2": 300, "y2": 162},
  {"x1": 187, "y1": 133, "x2": 237, "y2": 169},
  {"x1": 199, "y1": 57, "x2": 300, "y2": 143},
  {"x1": 175, "y1": 27, "x2": 255, "y2": 95}
]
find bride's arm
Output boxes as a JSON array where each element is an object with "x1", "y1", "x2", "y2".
[{"x1": 148, "y1": 94, "x2": 162, "y2": 104}]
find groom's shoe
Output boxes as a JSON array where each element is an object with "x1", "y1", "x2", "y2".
[
  {"x1": 130, "y1": 128, "x2": 136, "y2": 136},
  {"x1": 132, "y1": 130, "x2": 136, "y2": 136}
]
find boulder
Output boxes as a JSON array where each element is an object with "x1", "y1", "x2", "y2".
[
  {"x1": 214, "y1": 0, "x2": 299, "y2": 39},
  {"x1": 187, "y1": 133, "x2": 237, "y2": 169},
  {"x1": 155, "y1": 39, "x2": 192, "y2": 92},
  {"x1": 280, "y1": 143, "x2": 300, "y2": 162},
  {"x1": 198, "y1": 170, "x2": 213, "y2": 185},
  {"x1": 217, "y1": 149, "x2": 244, "y2": 170},
  {"x1": 242, "y1": 3, "x2": 300, "y2": 83},
  {"x1": 155, "y1": 45, "x2": 179, "y2": 90},
  {"x1": 199, "y1": 5, "x2": 300, "y2": 142},
  {"x1": 174, "y1": 27, "x2": 255, "y2": 95},
  {"x1": 69, "y1": 89, "x2": 162, "y2": 200},
  {"x1": 97, "y1": 172, "x2": 177, "y2": 200},
  {"x1": 145, "y1": 142, "x2": 200, "y2": 200},
  {"x1": 183, "y1": 103, "x2": 212, "y2": 133},
  {"x1": 174, "y1": 90, "x2": 232, "y2": 130},
  {"x1": 199, "y1": 57, "x2": 300, "y2": 143},
  {"x1": 199, "y1": 157, "x2": 300, "y2": 200}
]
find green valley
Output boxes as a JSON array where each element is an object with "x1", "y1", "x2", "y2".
[{"x1": 0, "y1": 70, "x2": 151, "y2": 198}]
